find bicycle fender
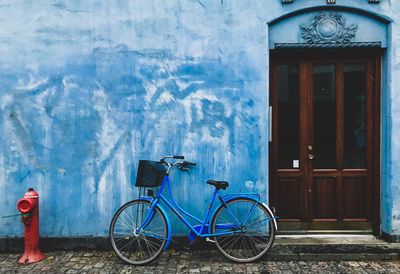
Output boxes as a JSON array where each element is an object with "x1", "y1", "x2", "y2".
[
  {"x1": 261, "y1": 203, "x2": 278, "y2": 231},
  {"x1": 221, "y1": 193, "x2": 261, "y2": 203},
  {"x1": 139, "y1": 197, "x2": 172, "y2": 251}
]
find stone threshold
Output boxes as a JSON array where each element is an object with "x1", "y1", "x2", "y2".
[{"x1": 268, "y1": 234, "x2": 400, "y2": 261}]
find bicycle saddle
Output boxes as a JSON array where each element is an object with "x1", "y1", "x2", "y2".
[{"x1": 206, "y1": 180, "x2": 229, "y2": 190}]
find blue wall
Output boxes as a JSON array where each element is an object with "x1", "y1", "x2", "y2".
[
  {"x1": 0, "y1": 1, "x2": 270, "y2": 236},
  {"x1": 0, "y1": 0, "x2": 399, "y2": 237}
]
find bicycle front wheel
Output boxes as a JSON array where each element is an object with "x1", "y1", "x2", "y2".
[
  {"x1": 109, "y1": 199, "x2": 168, "y2": 265},
  {"x1": 211, "y1": 197, "x2": 275, "y2": 263}
]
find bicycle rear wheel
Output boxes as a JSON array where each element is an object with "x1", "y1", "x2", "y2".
[
  {"x1": 211, "y1": 197, "x2": 275, "y2": 263},
  {"x1": 109, "y1": 199, "x2": 168, "y2": 265}
]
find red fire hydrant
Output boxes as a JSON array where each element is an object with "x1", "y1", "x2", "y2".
[{"x1": 16, "y1": 188, "x2": 46, "y2": 264}]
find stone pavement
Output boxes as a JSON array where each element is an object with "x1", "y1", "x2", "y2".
[
  {"x1": 1, "y1": 235, "x2": 400, "y2": 273},
  {"x1": 1, "y1": 250, "x2": 400, "y2": 273}
]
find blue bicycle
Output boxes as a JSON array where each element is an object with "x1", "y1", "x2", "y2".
[{"x1": 109, "y1": 156, "x2": 277, "y2": 265}]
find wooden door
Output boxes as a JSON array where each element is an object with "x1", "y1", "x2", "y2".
[{"x1": 269, "y1": 50, "x2": 380, "y2": 232}]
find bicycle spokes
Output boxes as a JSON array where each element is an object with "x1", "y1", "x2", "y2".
[
  {"x1": 109, "y1": 200, "x2": 168, "y2": 265},
  {"x1": 211, "y1": 198, "x2": 275, "y2": 263}
]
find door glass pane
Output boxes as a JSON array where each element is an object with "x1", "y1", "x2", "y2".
[
  {"x1": 277, "y1": 64, "x2": 299, "y2": 168},
  {"x1": 313, "y1": 64, "x2": 336, "y2": 168},
  {"x1": 344, "y1": 64, "x2": 366, "y2": 168}
]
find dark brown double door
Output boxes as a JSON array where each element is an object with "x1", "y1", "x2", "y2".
[{"x1": 269, "y1": 51, "x2": 380, "y2": 232}]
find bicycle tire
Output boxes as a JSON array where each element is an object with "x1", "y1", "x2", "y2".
[
  {"x1": 210, "y1": 197, "x2": 275, "y2": 263},
  {"x1": 109, "y1": 199, "x2": 168, "y2": 265}
]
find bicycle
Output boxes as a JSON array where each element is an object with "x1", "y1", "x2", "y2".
[{"x1": 109, "y1": 155, "x2": 278, "y2": 265}]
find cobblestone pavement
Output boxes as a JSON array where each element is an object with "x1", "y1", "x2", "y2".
[{"x1": 1, "y1": 250, "x2": 400, "y2": 273}]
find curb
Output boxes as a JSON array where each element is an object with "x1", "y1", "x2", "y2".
[
  {"x1": 267, "y1": 252, "x2": 400, "y2": 261},
  {"x1": 267, "y1": 244, "x2": 400, "y2": 261},
  {"x1": 1, "y1": 237, "x2": 400, "y2": 261}
]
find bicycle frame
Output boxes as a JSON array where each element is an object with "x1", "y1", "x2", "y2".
[{"x1": 138, "y1": 175, "x2": 263, "y2": 239}]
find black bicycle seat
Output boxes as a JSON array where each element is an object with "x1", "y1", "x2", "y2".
[{"x1": 206, "y1": 180, "x2": 229, "y2": 190}]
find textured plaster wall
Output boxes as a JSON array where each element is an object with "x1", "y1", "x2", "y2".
[
  {"x1": 0, "y1": 0, "x2": 399, "y2": 237},
  {"x1": 0, "y1": 1, "x2": 271, "y2": 236},
  {"x1": 386, "y1": 2, "x2": 400, "y2": 236}
]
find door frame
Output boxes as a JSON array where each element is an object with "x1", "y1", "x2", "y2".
[{"x1": 268, "y1": 48, "x2": 382, "y2": 235}]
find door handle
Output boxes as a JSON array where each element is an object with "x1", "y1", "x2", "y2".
[{"x1": 308, "y1": 153, "x2": 315, "y2": 160}]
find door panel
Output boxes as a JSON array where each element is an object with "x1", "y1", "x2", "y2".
[
  {"x1": 312, "y1": 177, "x2": 337, "y2": 220},
  {"x1": 343, "y1": 176, "x2": 368, "y2": 220},
  {"x1": 343, "y1": 64, "x2": 367, "y2": 168},
  {"x1": 277, "y1": 64, "x2": 300, "y2": 169},
  {"x1": 270, "y1": 52, "x2": 378, "y2": 231},
  {"x1": 312, "y1": 64, "x2": 337, "y2": 169},
  {"x1": 277, "y1": 177, "x2": 301, "y2": 219}
]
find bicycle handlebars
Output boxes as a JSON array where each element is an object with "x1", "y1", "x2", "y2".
[
  {"x1": 182, "y1": 161, "x2": 196, "y2": 166},
  {"x1": 160, "y1": 156, "x2": 196, "y2": 170},
  {"x1": 160, "y1": 155, "x2": 184, "y2": 162}
]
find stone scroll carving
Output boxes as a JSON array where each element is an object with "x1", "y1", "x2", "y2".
[{"x1": 300, "y1": 12, "x2": 358, "y2": 44}]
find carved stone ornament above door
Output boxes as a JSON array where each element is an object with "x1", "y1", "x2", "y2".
[{"x1": 300, "y1": 12, "x2": 358, "y2": 44}]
